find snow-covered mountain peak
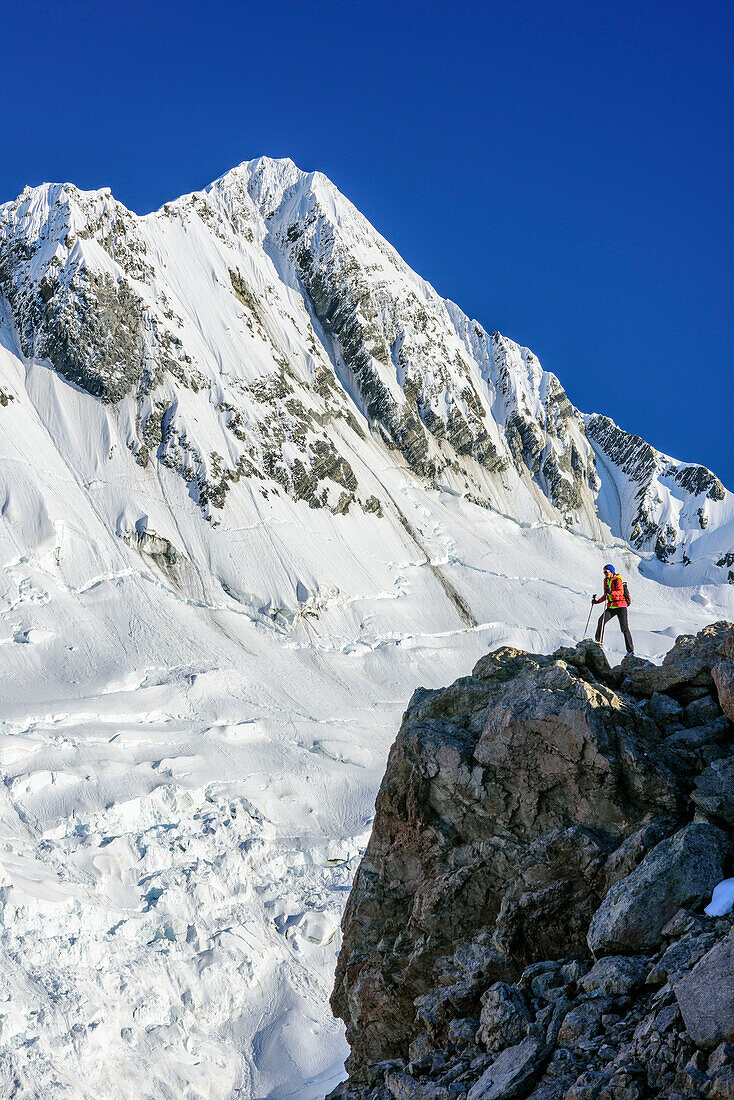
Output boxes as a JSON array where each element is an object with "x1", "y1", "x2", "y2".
[
  {"x1": 0, "y1": 156, "x2": 733, "y2": 1099},
  {"x1": 1, "y1": 157, "x2": 731, "y2": 567}
]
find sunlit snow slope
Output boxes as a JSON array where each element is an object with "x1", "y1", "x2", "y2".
[{"x1": 0, "y1": 157, "x2": 732, "y2": 1099}]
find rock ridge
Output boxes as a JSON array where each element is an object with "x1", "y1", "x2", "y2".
[{"x1": 329, "y1": 621, "x2": 734, "y2": 1099}]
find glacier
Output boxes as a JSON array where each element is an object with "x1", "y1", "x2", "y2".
[{"x1": 0, "y1": 156, "x2": 732, "y2": 1098}]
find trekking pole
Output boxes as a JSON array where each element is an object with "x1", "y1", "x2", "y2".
[
  {"x1": 599, "y1": 606, "x2": 607, "y2": 646},
  {"x1": 583, "y1": 599, "x2": 594, "y2": 639}
]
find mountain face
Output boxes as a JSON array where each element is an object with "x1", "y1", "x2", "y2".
[
  {"x1": 0, "y1": 157, "x2": 732, "y2": 1100},
  {"x1": 1, "y1": 158, "x2": 731, "y2": 571}
]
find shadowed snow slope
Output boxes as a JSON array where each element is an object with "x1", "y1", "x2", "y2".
[{"x1": 0, "y1": 157, "x2": 732, "y2": 1099}]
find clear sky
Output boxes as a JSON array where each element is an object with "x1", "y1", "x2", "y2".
[{"x1": 2, "y1": 0, "x2": 732, "y2": 486}]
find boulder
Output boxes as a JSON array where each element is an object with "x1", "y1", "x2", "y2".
[
  {"x1": 587, "y1": 823, "x2": 730, "y2": 955},
  {"x1": 714, "y1": 662, "x2": 734, "y2": 724},
  {"x1": 556, "y1": 997, "x2": 613, "y2": 1046},
  {"x1": 666, "y1": 720, "x2": 730, "y2": 752},
  {"x1": 601, "y1": 816, "x2": 677, "y2": 891},
  {"x1": 384, "y1": 1069, "x2": 452, "y2": 1099},
  {"x1": 477, "y1": 983, "x2": 531, "y2": 1054},
  {"x1": 552, "y1": 639, "x2": 614, "y2": 684},
  {"x1": 647, "y1": 692, "x2": 684, "y2": 725},
  {"x1": 692, "y1": 758, "x2": 734, "y2": 826},
  {"x1": 466, "y1": 1036, "x2": 544, "y2": 1099},
  {"x1": 647, "y1": 931, "x2": 716, "y2": 984},
  {"x1": 562, "y1": 1069, "x2": 614, "y2": 1098},
  {"x1": 620, "y1": 622, "x2": 734, "y2": 701},
  {"x1": 577, "y1": 955, "x2": 648, "y2": 996},
  {"x1": 675, "y1": 929, "x2": 734, "y2": 1049},
  {"x1": 683, "y1": 693, "x2": 723, "y2": 726},
  {"x1": 446, "y1": 1016, "x2": 479, "y2": 1049}
]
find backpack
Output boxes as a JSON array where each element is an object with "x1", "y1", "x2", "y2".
[{"x1": 623, "y1": 581, "x2": 631, "y2": 606}]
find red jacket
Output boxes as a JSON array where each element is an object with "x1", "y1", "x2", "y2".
[{"x1": 604, "y1": 573, "x2": 628, "y2": 609}]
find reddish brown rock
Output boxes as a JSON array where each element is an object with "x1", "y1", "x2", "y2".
[{"x1": 714, "y1": 661, "x2": 734, "y2": 725}]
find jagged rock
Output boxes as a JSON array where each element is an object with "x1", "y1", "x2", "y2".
[
  {"x1": 620, "y1": 622, "x2": 734, "y2": 701},
  {"x1": 384, "y1": 1069, "x2": 450, "y2": 1099},
  {"x1": 557, "y1": 998, "x2": 614, "y2": 1046},
  {"x1": 647, "y1": 692, "x2": 684, "y2": 725},
  {"x1": 705, "y1": 1069, "x2": 734, "y2": 1099},
  {"x1": 331, "y1": 626, "x2": 734, "y2": 1098},
  {"x1": 562, "y1": 1069, "x2": 613, "y2": 1098},
  {"x1": 661, "y1": 908, "x2": 706, "y2": 939},
  {"x1": 553, "y1": 640, "x2": 614, "y2": 685},
  {"x1": 477, "y1": 983, "x2": 532, "y2": 1054},
  {"x1": 578, "y1": 956, "x2": 648, "y2": 997},
  {"x1": 675, "y1": 929, "x2": 734, "y2": 1049},
  {"x1": 587, "y1": 824, "x2": 730, "y2": 955},
  {"x1": 414, "y1": 942, "x2": 515, "y2": 1047},
  {"x1": 466, "y1": 1036, "x2": 544, "y2": 1099},
  {"x1": 493, "y1": 827, "x2": 610, "y2": 964},
  {"x1": 646, "y1": 931, "x2": 716, "y2": 984},
  {"x1": 617, "y1": 655, "x2": 659, "y2": 697},
  {"x1": 710, "y1": 1042, "x2": 734, "y2": 1071},
  {"x1": 666, "y1": 720, "x2": 730, "y2": 754},
  {"x1": 525, "y1": 1083, "x2": 573, "y2": 1100},
  {"x1": 692, "y1": 759, "x2": 734, "y2": 826},
  {"x1": 518, "y1": 961, "x2": 565, "y2": 1001},
  {"x1": 332, "y1": 645, "x2": 678, "y2": 1069},
  {"x1": 601, "y1": 817, "x2": 677, "y2": 892},
  {"x1": 684, "y1": 694, "x2": 723, "y2": 726},
  {"x1": 447, "y1": 1017, "x2": 479, "y2": 1049},
  {"x1": 714, "y1": 663, "x2": 734, "y2": 725}
]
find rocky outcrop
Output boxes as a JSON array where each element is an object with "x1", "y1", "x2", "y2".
[
  {"x1": 674, "y1": 928, "x2": 734, "y2": 1051},
  {"x1": 585, "y1": 414, "x2": 730, "y2": 564},
  {"x1": 586, "y1": 823, "x2": 729, "y2": 955},
  {"x1": 329, "y1": 622, "x2": 734, "y2": 1100}
]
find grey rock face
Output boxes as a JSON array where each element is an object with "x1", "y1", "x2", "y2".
[
  {"x1": 332, "y1": 646, "x2": 677, "y2": 1069},
  {"x1": 684, "y1": 694, "x2": 723, "y2": 726},
  {"x1": 466, "y1": 1036, "x2": 544, "y2": 1100},
  {"x1": 675, "y1": 930, "x2": 734, "y2": 1049},
  {"x1": 587, "y1": 824, "x2": 730, "y2": 956},
  {"x1": 714, "y1": 662, "x2": 734, "y2": 724},
  {"x1": 577, "y1": 956, "x2": 649, "y2": 997},
  {"x1": 36, "y1": 271, "x2": 145, "y2": 402},
  {"x1": 556, "y1": 997, "x2": 613, "y2": 1046},
  {"x1": 478, "y1": 983, "x2": 532, "y2": 1054},
  {"x1": 647, "y1": 692, "x2": 683, "y2": 725},
  {"x1": 620, "y1": 621, "x2": 734, "y2": 701},
  {"x1": 329, "y1": 623, "x2": 734, "y2": 1100},
  {"x1": 692, "y1": 758, "x2": 734, "y2": 826}
]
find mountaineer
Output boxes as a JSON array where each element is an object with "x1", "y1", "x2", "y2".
[{"x1": 593, "y1": 563, "x2": 634, "y2": 653}]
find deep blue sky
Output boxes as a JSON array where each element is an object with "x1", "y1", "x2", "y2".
[{"x1": 2, "y1": 0, "x2": 732, "y2": 486}]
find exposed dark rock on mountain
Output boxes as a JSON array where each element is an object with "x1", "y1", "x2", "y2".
[
  {"x1": 585, "y1": 413, "x2": 728, "y2": 562},
  {"x1": 586, "y1": 823, "x2": 728, "y2": 955},
  {"x1": 329, "y1": 622, "x2": 734, "y2": 1099},
  {"x1": 1, "y1": 160, "x2": 730, "y2": 559}
]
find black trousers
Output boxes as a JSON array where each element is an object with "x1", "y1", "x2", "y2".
[{"x1": 596, "y1": 606, "x2": 634, "y2": 653}]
